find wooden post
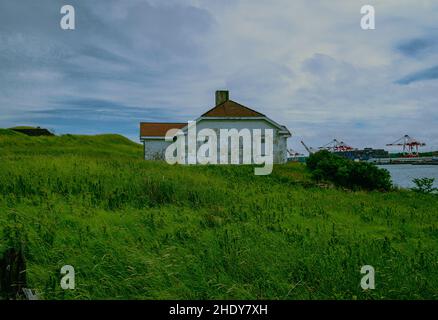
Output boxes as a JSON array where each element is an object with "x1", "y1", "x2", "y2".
[{"x1": 0, "y1": 248, "x2": 27, "y2": 300}]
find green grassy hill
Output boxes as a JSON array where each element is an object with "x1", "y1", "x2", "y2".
[
  {"x1": 0, "y1": 129, "x2": 142, "y2": 158},
  {"x1": 0, "y1": 131, "x2": 437, "y2": 299}
]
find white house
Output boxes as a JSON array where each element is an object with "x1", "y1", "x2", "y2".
[{"x1": 139, "y1": 91, "x2": 291, "y2": 164}]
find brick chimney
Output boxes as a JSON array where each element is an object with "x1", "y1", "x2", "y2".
[{"x1": 215, "y1": 90, "x2": 229, "y2": 106}]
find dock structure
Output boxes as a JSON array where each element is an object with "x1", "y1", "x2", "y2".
[{"x1": 368, "y1": 157, "x2": 438, "y2": 165}]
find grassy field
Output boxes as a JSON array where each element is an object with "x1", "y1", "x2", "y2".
[{"x1": 0, "y1": 129, "x2": 437, "y2": 299}]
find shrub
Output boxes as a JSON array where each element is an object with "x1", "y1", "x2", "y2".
[
  {"x1": 306, "y1": 150, "x2": 392, "y2": 191},
  {"x1": 412, "y1": 177, "x2": 436, "y2": 194}
]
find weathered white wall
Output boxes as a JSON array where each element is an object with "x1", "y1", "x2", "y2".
[
  {"x1": 141, "y1": 118, "x2": 290, "y2": 163},
  {"x1": 277, "y1": 135, "x2": 288, "y2": 163},
  {"x1": 194, "y1": 119, "x2": 289, "y2": 164},
  {"x1": 143, "y1": 139, "x2": 171, "y2": 160}
]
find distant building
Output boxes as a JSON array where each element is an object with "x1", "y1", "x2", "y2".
[
  {"x1": 10, "y1": 126, "x2": 54, "y2": 136},
  {"x1": 335, "y1": 148, "x2": 389, "y2": 161},
  {"x1": 139, "y1": 90, "x2": 291, "y2": 163}
]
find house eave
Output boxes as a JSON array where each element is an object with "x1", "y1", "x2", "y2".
[
  {"x1": 180, "y1": 116, "x2": 291, "y2": 136},
  {"x1": 140, "y1": 136, "x2": 166, "y2": 140}
]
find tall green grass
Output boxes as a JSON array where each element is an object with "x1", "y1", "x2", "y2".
[{"x1": 0, "y1": 131, "x2": 437, "y2": 299}]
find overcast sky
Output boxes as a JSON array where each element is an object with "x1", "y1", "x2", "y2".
[{"x1": 0, "y1": 0, "x2": 437, "y2": 152}]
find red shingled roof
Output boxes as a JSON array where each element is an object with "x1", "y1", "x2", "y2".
[
  {"x1": 202, "y1": 100, "x2": 265, "y2": 117},
  {"x1": 140, "y1": 122, "x2": 186, "y2": 137},
  {"x1": 140, "y1": 100, "x2": 269, "y2": 137}
]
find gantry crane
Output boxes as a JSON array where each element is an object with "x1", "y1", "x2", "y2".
[
  {"x1": 386, "y1": 135, "x2": 426, "y2": 157},
  {"x1": 287, "y1": 149, "x2": 304, "y2": 159},
  {"x1": 301, "y1": 139, "x2": 355, "y2": 155},
  {"x1": 318, "y1": 139, "x2": 355, "y2": 152},
  {"x1": 301, "y1": 140, "x2": 317, "y2": 155}
]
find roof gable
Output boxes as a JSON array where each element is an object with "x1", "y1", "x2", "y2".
[
  {"x1": 202, "y1": 100, "x2": 265, "y2": 117},
  {"x1": 140, "y1": 122, "x2": 185, "y2": 137},
  {"x1": 140, "y1": 97, "x2": 291, "y2": 138}
]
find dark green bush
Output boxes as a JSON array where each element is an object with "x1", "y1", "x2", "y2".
[
  {"x1": 412, "y1": 177, "x2": 436, "y2": 194},
  {"x1": 306, "y1": 150, "x2": 392, "y2": 191}
]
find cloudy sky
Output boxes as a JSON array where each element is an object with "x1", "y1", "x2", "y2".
[{"x1": 0, "y1": 0, "x2": 437, "y2": 153}]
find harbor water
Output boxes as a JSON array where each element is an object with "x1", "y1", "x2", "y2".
[{"x1": 377, "y1": 164, "x2": 438, "y2": 189}]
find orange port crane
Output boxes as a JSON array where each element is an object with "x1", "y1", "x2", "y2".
[
  {"x1": 386, "y1": 135, "x2": 425, "y2": 157},
  {"x1": 319, "y1": 139, "x2": 355, "y2": 152},
  {"x1": 301, "y1": 139, "x2": 355, "y2": 155}
]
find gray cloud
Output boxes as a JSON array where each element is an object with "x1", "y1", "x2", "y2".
[
  {"x1": 397, "y1": 38, "x2": 436, "y2": 58},
  {"x1": 21, "y1": 98, "x2": 184, "y2": 139},
  {"x1": 396, "y1": 65, "x2": 438, "y2": 85}
]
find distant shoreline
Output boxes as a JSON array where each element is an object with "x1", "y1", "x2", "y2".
[
  {"x1": 370, "y1": 157, "x2": 438, "y2": 165},
  {"x1": 378, "y1": 162, "x2": 438, "y2": 165}
]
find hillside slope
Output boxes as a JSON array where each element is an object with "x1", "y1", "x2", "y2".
[
  {"x1": 0, "y1": 130, "x2": 142, "y2": 158},
  {"x1": 0, "y1": 132, "x2": 437, "y2": 299}
]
